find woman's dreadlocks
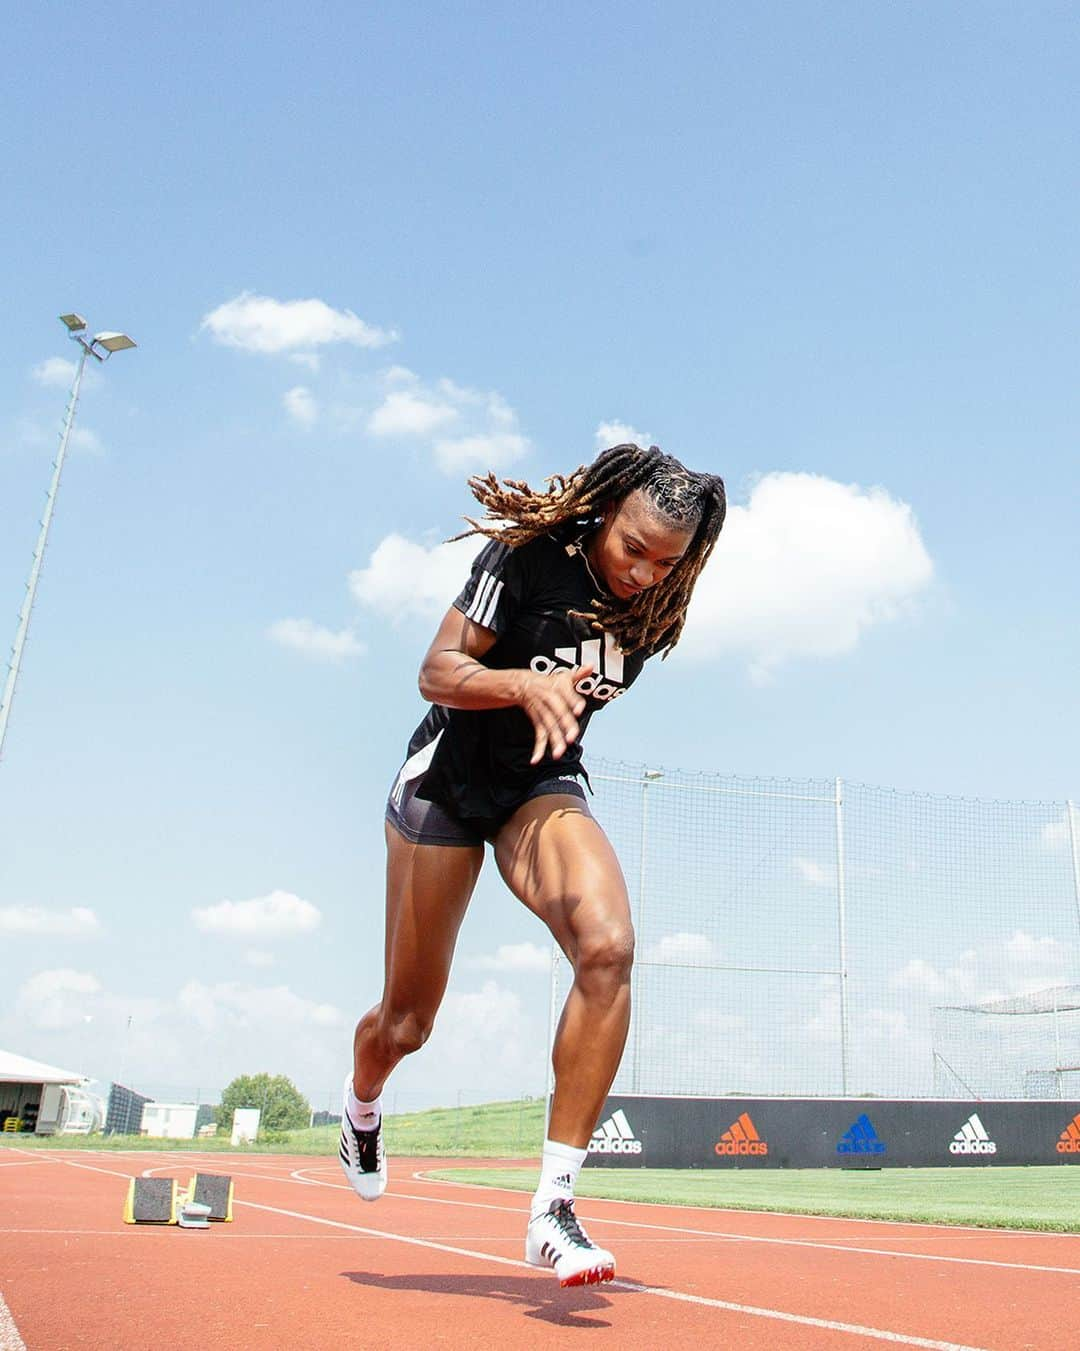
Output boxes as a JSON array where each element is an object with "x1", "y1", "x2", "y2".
[{"x1": 454, "y1": 444, "x2": 727, "y2": 657}]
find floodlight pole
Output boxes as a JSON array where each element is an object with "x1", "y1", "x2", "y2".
[{"x1": 0, "y1": 317, "x2": 134, "y2": 764}]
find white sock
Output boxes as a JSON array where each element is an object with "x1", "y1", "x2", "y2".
[
  {"x1": 346, "y1": 1081, "x2": 381, "y2": 1132},
  {"x1": 531, "y1": 1137, "x2": 587, "y2": 1217}
]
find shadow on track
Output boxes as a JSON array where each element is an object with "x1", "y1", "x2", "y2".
[{"x1": 341, "y1": 1270, "x2": 641, "y2": 1328}]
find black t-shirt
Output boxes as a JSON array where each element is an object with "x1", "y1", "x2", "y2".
[{"x1": 397, "y1": 528, "x2": 651, "y2": 827}]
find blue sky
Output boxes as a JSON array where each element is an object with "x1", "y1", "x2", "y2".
[{"x1": 1, "y1": 4, "x2": 1077, "y2": 1114}]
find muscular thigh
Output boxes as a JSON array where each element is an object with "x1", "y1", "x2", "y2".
[
  {"x1": 493, "y1": 795, "x2": 632, "y2": 961},
  {"x1": 383, "y1": 822, "x2": 484, "y2": 1013}
]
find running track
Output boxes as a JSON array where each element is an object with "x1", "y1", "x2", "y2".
[{"x1": 1, "y1": 1148, "x2": 1076, "y2": 1349}]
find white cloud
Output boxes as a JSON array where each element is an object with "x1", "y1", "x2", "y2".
[
  {"x1": 1039, "y1": 813, "x2": 1072, "y2": 852},
  {"x1": 368, "y1": 389, "x2": 459, "y2": 438},
  {"x1": 177, "y1": 980, "x2": 343, "y2": 1032},
  {"x1": 419, "y1": 980, "x2": 544, "y2": 1092},
  {"x1": 283, "y1": 385, "x2": 318, "y2": 426},
  {"x1": 1004, "y1": 930, "x2": 1069, "y2": 965},
  {"x1": 1, "y1": 971, "x2": 347, "y2": 1097},
  {"x1": 384, "y1": 364, "x2": 418, "y2": 384},
  {"x1": 645, "y1": 932, "x2": 718, "y2": 965},
  {"x1": 596, "y1": 420, "x2": 650, "y2": 450},
  {"x1": 795, "y1": 857, "x2": 832, "y2": 888},
  {"x1": 366, "y1": 371, "x2": 529, "y2": 472},
  {"x1": 72, "y1": 427, "x2": 104, "y2": 455},
  {"x1": 191, "y1": 890, "x2": 322, "y2": 938},
  {"x1": 31, "y1": 356, "x2": 78, "y2": 387},
  {"x1": 467, "y1": 942, "x2": 551, "y2": 974},
  {"x1": 866, "y1": 1008, "x2": 909, "y2": 1039},
  {"x1": 803, "y1": 986, "x2": 842, "y2": 1042},
  {"x1": 348, "y1": 533, "x2": 479, "y2": 620},
  {"x1": 16, "y1": 969, "x2": 102, "y2": 1029},
  {"x1": 288, "y1": 352, "x2": 321, "y2": 372},
  {"x1": 267, "y1": 618, "x2": 365, "y2": 662},
  {"x1": 243, "y1": 949, "x2": 277, "y2": 969},
  {"x1": 0, "y1": 905, "x2": 100, "y2": 936},
  {"x1": 890, "y1": 930, "x2": 1072, "y2": 1005},
  {"x1": 433, "y1": 431, "x2": 529, "y2": 473},
  {"x1": 201, "y1": 292, "x2": 396, "y2": 354},
  {"x1": 890, "y1": 957, "x2": 947, "y2": 998},
  {"x1": 691, "y1": 1009, "x2": 748, "y2": 1033},
  {"x1": 681, "y1": 472, "x2": 934, "y2": 680}
]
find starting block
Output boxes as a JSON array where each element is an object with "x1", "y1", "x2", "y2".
[
  {"x1": 123, "y1": 1177, "x2": 178, "y2": 1224},
  {"x1": 189, "y1": 1172, "x2": 234, "y2": 1222},
  {"x1": 123, "y1": 1172, "x2": 233, "y2": 1226}
]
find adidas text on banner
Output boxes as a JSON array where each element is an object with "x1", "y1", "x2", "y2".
[
  {"x1": 339, "y1": 1077, "x2": 387, "y2": 1201},
  {"x1": 526, "y1": 1199, "x2": 615, "y2": 1287},
  {"x1": 715, "y1": 1112, "x2": 768, "y2": 1157},
  {"x1": 1057, "y1": 1113, "x2": 1080, "y2": 1154},
  {"x1": 837, "y1": 1113, "x2": 887, "y2": 1156},
  {"x1": 589, "y1": 1108, "x2": 643, "y2": 1156},
  {"x1": 950, "y1": 1113, "x2": 997, "y2": 1156}
]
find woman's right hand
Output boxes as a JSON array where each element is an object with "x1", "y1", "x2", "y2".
[{"x1": 518, "y1": 664, "x2": 594, "y2": 765}]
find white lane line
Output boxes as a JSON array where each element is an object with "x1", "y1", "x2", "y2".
[
  {"x1": 282, "y1": 1169, "x2": 1080, "y2": 1278},
  {"x1": 0, "y1": 1292, "x2": 27, "y2": 1351},
  {"x1": 238, "y1": 1198, "x2": 988, "y2": 1351}
]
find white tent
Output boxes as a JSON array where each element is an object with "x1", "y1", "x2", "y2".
[
  {"x1": 0, "y1": 1050, "x2": 89, "y2": 1135},
  {"x1": 0, "y1": 1050, "x2": 87, "y2": 1086}
]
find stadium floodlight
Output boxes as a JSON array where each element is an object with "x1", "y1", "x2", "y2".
[
  {"x1": 92, "y1": 331, "x2": 137, "y2": 354},
  {"x1": 0, "y1": 311, "x2": 137, "y2": 764}
]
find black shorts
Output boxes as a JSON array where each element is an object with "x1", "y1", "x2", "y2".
[{"x1": 385, "y1": 773, "x2": 590, "y2": 848}]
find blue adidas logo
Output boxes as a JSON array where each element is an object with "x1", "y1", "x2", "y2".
[{"x1": 836, "y1": 1113, "x2": 887, "y2": 1156}]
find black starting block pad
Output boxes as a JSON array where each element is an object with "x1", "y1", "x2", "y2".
[
  {"x1": 189, "y1": 1172, "x2": 234, "y2": 1222},
  {"x1": 123, "y1": 1177, "x2": 178, "y2": 1224}
]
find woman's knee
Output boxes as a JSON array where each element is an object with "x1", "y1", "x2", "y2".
[
  {"x1": 382, "y1": 1007, "x2": 436, "y2": 1058},
  {"x1": 573, "y1": 921, "x2": 635, "y2": 986}
]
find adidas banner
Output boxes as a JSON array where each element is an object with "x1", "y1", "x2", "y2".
[{"x1": 580, "y1": 1096, "x2": 1080, "y2": 1169}]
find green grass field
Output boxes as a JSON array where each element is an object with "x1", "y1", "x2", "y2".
[
  {"x1": 5, "y1": 1097, "x2": 1078, "y2": 1231},
  {"x1": 426, "y1": 1162, "x2": 1080, "y2": 1233}
]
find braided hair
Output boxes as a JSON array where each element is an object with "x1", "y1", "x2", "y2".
[{"x1": 453, "y1": 444, "x2": 726, "y2": 656}]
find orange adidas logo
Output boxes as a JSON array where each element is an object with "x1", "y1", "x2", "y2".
[
  {"x1": 1057, "y1": 1113, "x2": 1080, "y2": 1154},
  {"x1": 715, "y1": 1111, "x2": 768, "y2": 1157}
]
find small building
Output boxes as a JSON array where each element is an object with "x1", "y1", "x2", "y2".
[{"x1": 140, "y1": 1102, "x2": 198, "y2": 1140}]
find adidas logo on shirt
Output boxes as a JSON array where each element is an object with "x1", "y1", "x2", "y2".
[
  {"x1": 530, "y1": 633, "x2": 628, "y2": 703},
  {"x1": 589, "y1": 1108, "x2": 643, "y2": 1155},
  {"x1": 715, "y1": 1112, "x2": 768, "y2": 1157},
  {"x1": 950, "y1": 1113, "x2": 997, "y2": 1156},
  {"x1": 837, "y1": 1113, "x2": 887, "y2": 1156},
  {"x1": 1057, "y1": 1113, "x2": 1080, "y2": 1154}
]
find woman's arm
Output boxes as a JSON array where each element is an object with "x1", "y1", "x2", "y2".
[{"x1": 418, "y1": 606, "x2": 593, "y2": 764}]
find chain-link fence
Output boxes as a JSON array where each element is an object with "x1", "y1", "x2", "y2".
[{"x1": 548, "y1": 760, "x2": 1080, "y2": 1100}]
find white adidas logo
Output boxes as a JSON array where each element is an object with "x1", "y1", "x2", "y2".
[
  {"x1": 530, "y1": 633, "x2": 627, "y2": 703},
  {"x1": 589, "y1": 1108, "x2": 643, "y2": 1156},
  {"x1": 949, "y1": 1112, "x2": 997, "y2": 1156}
]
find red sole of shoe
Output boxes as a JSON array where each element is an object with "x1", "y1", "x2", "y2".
[{"x1": 560, "y1": 1263, "x2": 615, "y2": 1288}]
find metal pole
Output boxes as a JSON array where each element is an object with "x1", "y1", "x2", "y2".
[
  {"x1": 834, "y1": 777, "x2": 851, "y2": 1096},
  {"x1": 1066, "y1": 802, "x2": 1080, "y2": 941},
  {"x1": 631, "y1": 775, "x2": 651, "y2": 1092},
  {"x1": 0, "y1": 344, "x2": 89, "y2": 762},
  {"x1": 544, "y1": 940, "x2": 560, "y2": 1134},
  {"x1": 1052, "y1": 986, "x2": 1063, "y2": 1100}
]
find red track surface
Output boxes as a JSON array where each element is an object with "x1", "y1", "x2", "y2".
[{"x1": 1, "y1": 1147, "x2": 1077, "y2": 1349}]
